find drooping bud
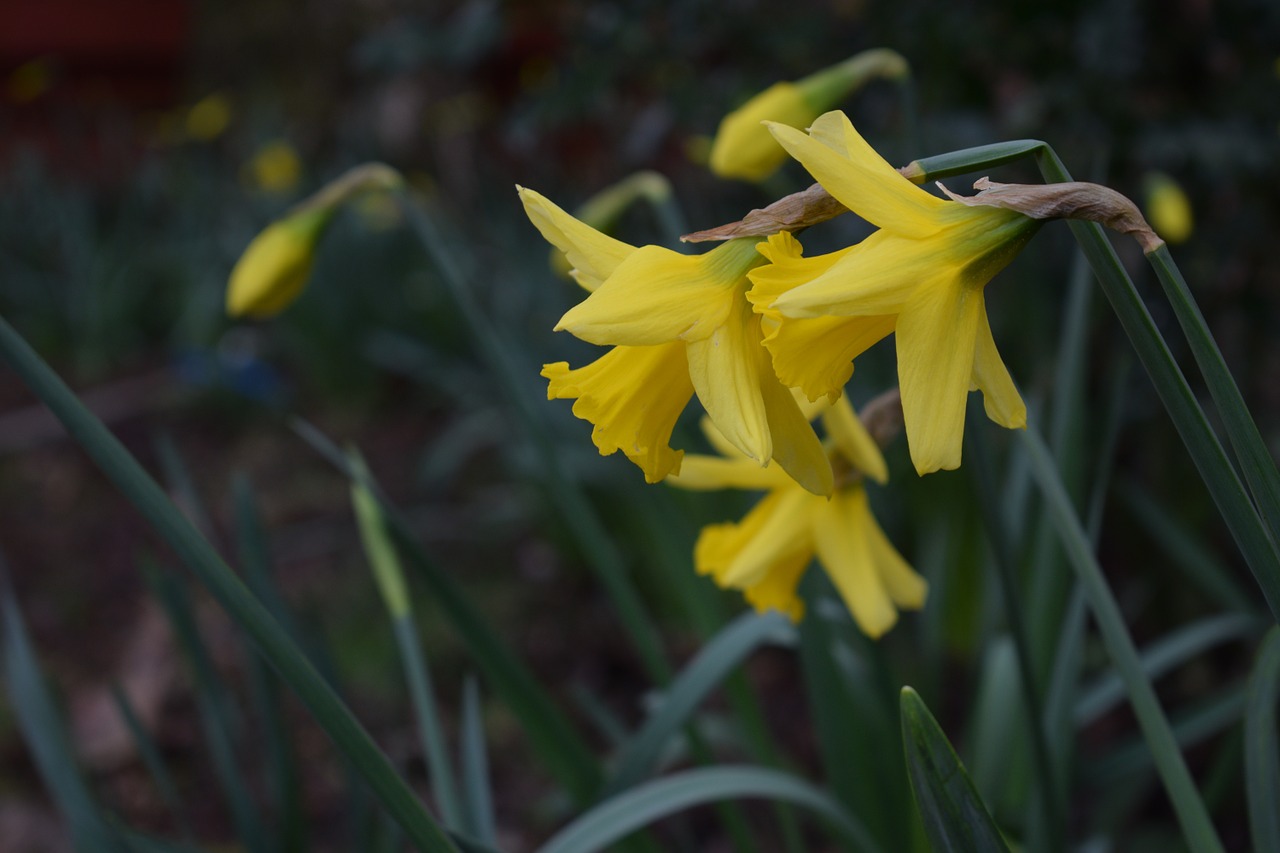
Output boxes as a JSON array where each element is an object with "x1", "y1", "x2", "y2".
[
  {"x1": 1142, "y1": 172, "x2": 1193, "y2": 244},
  {"x1": 225, "y1": 163, "x2": 403, "y2": 319},
  {"x1": 708, "y1": 49, "x2": 909, "y2": 182},
  {"x1": 939, "y1": 177, "x2": 1163, "y2": 253}
]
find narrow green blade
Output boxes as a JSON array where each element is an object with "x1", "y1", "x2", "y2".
[
  {"x1": 537, "y1": 766, "x2": 884, "y2": 853},
  {"x1": 899, "y1": 687, "x2": 1011, "y2": 853},
  {"x1": 459, "y1": 676, "x2": 497, "y2": 846},
  {"x1": 1148, "y1": 245, "x2": 1280, "y2": 558},
  {"x1": 1246, "y1": 627, "x2": 1280, "y2": 850},
  {"x1": 293, "y1": 417, "x2": 602, "y2": 804},
  {"x1": 0, "y1": 315, "x2": 457, "y2": 852},
  {"x1": 604, "y1": 611, "x2": 795, "y2": 795},
  {"x1": 0, "y1": 564, "x2": 124, "y2": 852}
]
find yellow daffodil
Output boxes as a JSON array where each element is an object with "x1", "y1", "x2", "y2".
[
  {"x1": 519, "y1": 187, "x2": 832, "y2": 494},
  {"x1": 1143, "y1": 172, "x2": 1193, "y2": 244},
  {"x1": 709, "y1": 49, "x2": 908, "y2": 182},
  {"x1": 226, "y1": 208, "x2": 332, "y2": 319},
  {"x1": 751, "y1": 112, "x2": 1039, "y2": 475},
  {"x1": 185, "y1": 93, "x2": 232, "y2": 141},
  {"x1": 247, "y1": 140, "x2": 303, "y2": 194},
  {"x1": 226, "y1": 164, "x2": 403, "y2": 319},
  {"x1": 669, "y1": 396, "x2": 925, "y2": 637}
]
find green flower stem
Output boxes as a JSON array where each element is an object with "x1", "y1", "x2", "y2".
[
  {"x1": 351, "y1": 453, "x2": 465, "y2": 830},
  {"x1": 398, "y1": 195, "x2": 673, "y2": 685},
  {"x1": 0, "y1": 314, "x2": 459, "y2": 853},
  {"x1": 1051, "y1": 215, "x2": 1280, "y2": 619},
  {"x1": 1146, "y1": 245, "x2": 1280, "y2": 554},
  {"x1": 1021, "y1": 427, "x2": 1225, "y2": 853}
]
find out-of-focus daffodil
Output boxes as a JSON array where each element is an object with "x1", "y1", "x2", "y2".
[
  {"x1": 247, "y1": 140, "x2": 302, "y2": 194},
  {"x1": 709, "y1": 49, "x2": 908, "y2": 182},
  {"x1": 226, "y1": 209, "x2": 331, "y2": 319},
  {"x1": 669, "y1": 395, "x2": 925, "y2": 637},
  {"x1": 185, "y1": 93, "x2": 232, "y2": 141},
  {"x1": 519, "y1": 187, "x2": 832, "y2": 494},
  {"x1": 751, "y1": 112, "x2": 1038, "y2": 475},
  {"x1": 226, "y1": 164, "x2": 403, "y2": 319},
  {"x1": 1143, "y1": 172, "x2": 1193, "y2": 244}
]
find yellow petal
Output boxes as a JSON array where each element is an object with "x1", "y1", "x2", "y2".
[
  {"x1": 859, "y1": 491, "x2": 927, "y2": 608},
  {"x1": 761, "y1": 312, "x2": 895, "y2": 404},
  {"x1": 698, "y1": 415, "x2": 751, "y2": 461},
  {"x1": 971, "y1": 303, "x2": 1027, "y2": 430},
  {"x1": 741, "y1": 548, "x2": 811, "y2": 622},
  {"x1": 709, "y1": 82, "x2": 817, "y2": 182},
  {"x1": 748, "y1": 232, "x2": 855, "y2": 316},
  {"x1": 767, "y1": 113, "x2": 945, "y2": 238},
  {"x1": 518, "y1": 186, "x2": 635, "y2": 292},
  {"x1": 768, "y1": 229, "x2": 938, "y2": 319},
  {"x1": 667, "y1": 454, "x2": 793, "y2": 492},
  {"x1": 696, "y1": 489, "x2": 814, "y2": 589},
  {"x1": 812, "y1": 489, "x2": 898, "y2": 638},
  {"x1": 758, "y1": 360, "x2": 834, "y2": 496},
  {"x1": 895, "y1": 279, "x2": 984, "y2": 475},
  {"x1": 821, "y1": 396, "x2": 889, "y2": 484},
  {"x1": 686, "y1": 296, "x2": 772, "y2": 464},
  {"x1": 556, "y1": 240, "x2": 758, "y2": 346},
  {"x1": 542, "y1": 342, "x2": 692, "y2": 482}
]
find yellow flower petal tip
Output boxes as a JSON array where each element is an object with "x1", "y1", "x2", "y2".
[
  {"x1": 225, "y1": 209, "x2": 330, "y2": 319},
  {"x1": 1143, "y1": 172, "x2": 1193, "y2": 244}
]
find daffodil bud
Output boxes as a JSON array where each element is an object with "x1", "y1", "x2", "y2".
[
  {"x1": 709, "y1": 49, "x2": 909, "y2": 182},
  {"x1": 1143, "y1": 172, "x2": 1193, "y2": 244},
  {"x1": 225, "y1": 163, "x2": 403, "y2": 319}
]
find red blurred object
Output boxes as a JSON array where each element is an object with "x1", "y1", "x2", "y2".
[{"x1": 0, "y1": 0, "x2": 190, "y2": 175}]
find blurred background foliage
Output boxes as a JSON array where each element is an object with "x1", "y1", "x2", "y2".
[{"x1": 0, "y1": 0, "x2": 1278, "y2": 849}]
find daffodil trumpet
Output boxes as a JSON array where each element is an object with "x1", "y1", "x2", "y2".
[{"x1": 668, "y1": 389, "x2": 926, "y2": 638}]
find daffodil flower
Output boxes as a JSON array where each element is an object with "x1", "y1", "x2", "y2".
[
  {"x1": 751, "y1": 111, "x2": 1039, "y2": 475},
  {"x1": 519, "y1": 187, "x2": 832, "y2": 495},
  {"x1": 709, "y1": 49, "x2": 909, "y2": 182},
  {"x1": 668, "y1": 396, "x2": 926, "y2": 637},
  {"x1": 225, "y1": 163, "x2": 403, "y2": 319}
]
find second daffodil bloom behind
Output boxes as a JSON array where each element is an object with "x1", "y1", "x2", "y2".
[
  {"x1": 519, "y1": 187, "x2": 833, "y2": 496},
  {"x1": 751, "y1": 111, "x2": 1041, "y2": 475},
  {"x1": 668, "y1": 394, "x2": 926, "y2": 638}
]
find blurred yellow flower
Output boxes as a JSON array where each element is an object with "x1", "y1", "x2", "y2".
[
  {"x1": 226, "y1": 208, "x2": 331, "y2": 319},
  {"x1": 226, "y1": 164, "x2": 403, "y2": 319},
  {"x1": 520, "y1": 187, "x2": 832, "y2": 494},
  {"x1": 753, "y1": 112, "x2": 1039, "y2": 475},
  {"x1": 709, "y1": 49, "x2": 908, "y2": 182},
  {"x1": 1143, "y1": 172, "x2": 1193, "y2": 244},
  {"x1": 669, "y1": 397, "x2": 925, "y2": 636},
  {"x1": 248, "y1": 140, "x2": 302, "y2": 194},
  {"x1": 185, "y1": 93, "x2": 232, "y2": 141}
]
